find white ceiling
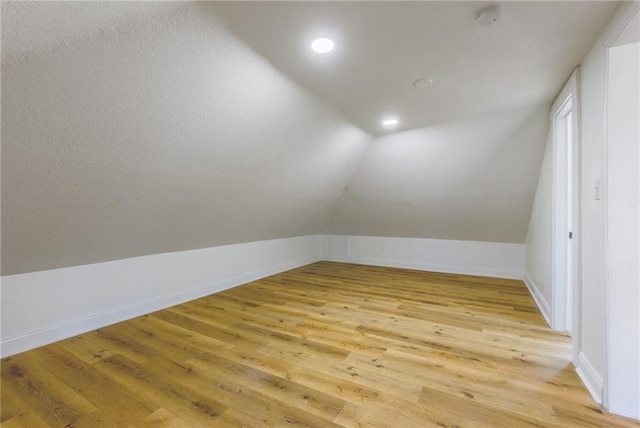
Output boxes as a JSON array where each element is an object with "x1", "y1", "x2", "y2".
[
  {"x1": 0, "y1": 1, "x2": 621, "y2": 274},
  {"x1": 327, "y1": 104, "x2": 549, "y2": 242},
  {"x1": 1, "y1": 1, "x2": 183, "y2": 60},
  {"x1": 209, "y1": 1, "x2": 618, "y2": 134},
  {"x1": 1, "y1": 3, "x2": 368, "y2": 275}
]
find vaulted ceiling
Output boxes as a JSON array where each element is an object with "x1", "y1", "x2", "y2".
[
  {"x1": 1, "y1": 1, "x2": 619, "y2": 275},
  {"x1": 209, "y1": 1, "x2": 617, "y2": 135}
]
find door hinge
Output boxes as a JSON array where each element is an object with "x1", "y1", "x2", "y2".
[{"x1": 569, "y1": 232, "x2": 573, "y2": 239}]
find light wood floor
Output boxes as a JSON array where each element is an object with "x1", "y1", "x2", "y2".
[{"x1": 2, "y1": 261, "x2": 638, "y2": 427}]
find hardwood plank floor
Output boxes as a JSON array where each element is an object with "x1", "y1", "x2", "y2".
[{"x1": 2, "y1": 261, "x2": 638, "y2": 427}]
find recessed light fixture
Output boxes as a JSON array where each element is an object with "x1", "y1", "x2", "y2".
[
  {"x1": 311, "y1": 38, "x2": 334, "y2": 53},
  {"x1": 382, "y1": 118, "x2": 399, "y2": 127}
]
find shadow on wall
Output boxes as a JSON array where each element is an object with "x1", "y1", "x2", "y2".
[
  {"x1": 1, "y1": 2, "x2": 368, "y2": 275},
  {"x1": 326, "y1": 104, "x2": 550, "y2": 243}
]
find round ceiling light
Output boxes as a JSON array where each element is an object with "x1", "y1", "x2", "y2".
[
  {"x1": 382, "y1": 118, "x2": 399, "y2": 127},
  {"x1": 311, "y1": 38, "x2": 334, "y2": 53}
]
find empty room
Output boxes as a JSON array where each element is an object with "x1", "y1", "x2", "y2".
[{"x1": 1, "y1": 1, "x2": 639, "y2": 427}]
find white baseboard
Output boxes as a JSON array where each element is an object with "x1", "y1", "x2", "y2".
[
  {"x1": 324, "y1": 255, "x2": 523, "y2": 280},
  {"x1": 576, "y1": 351, "x2": 604, "y2": 405},
  {"x1": 0, "y1": 234, "x2": 527, "y2": 357},
  {"x1": 523, "y1": 273, "x2": 551, "y2": 326},
  {"x1": 1, "y1": 235, "x2": 323, "y2": 358},
  {"x1": 324, "y1": 235, "x2": 525, "y2": 280}
]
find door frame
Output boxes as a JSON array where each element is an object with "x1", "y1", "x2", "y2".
[{"x1": 550, "y1": 69, "x2": 581, "y2": 365}]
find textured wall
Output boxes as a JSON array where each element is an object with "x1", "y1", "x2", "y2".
[
  {"x1": 1, "y1": 4, "x2": 368, "y2": 275},
  {"x1": 525, "y1": 128, "x2": 553, "y2": 307},
  {"x1": 327, "y1": 106, "x2": 549, "y2": 243},
  {"x1": 2, "y1": 2, "x2": 554, "y2": 276},
  {"x1": 2, "y1": 235, "x2": 325, "y2": 357}
]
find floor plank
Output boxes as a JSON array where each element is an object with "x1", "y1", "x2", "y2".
[{"x1": 2, "y1": 261, "x2": 638, "y2": 427}]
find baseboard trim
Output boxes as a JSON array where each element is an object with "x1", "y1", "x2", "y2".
[
  {"x1": 523, "y1": 273, "x2": 551, "y2": 326},
  {"x1": 323, "y1": 255, "x2": 523, "y2": 280},
  {"x1": 0, "y1": 255, "x2": 319, "y2": 358},
  {"x1": 576, "y1": 352, "x2": 604, "y2": 405}
]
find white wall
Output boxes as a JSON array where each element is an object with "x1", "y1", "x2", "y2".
[
  {"x1": 524, "y1": 1, "x2": 640, "y2": 415},
  {"x1": 524, "y1": 127, "x2": 553, "y2": 322},
  {"x1": 1, "y1": 3, "x2": 368, "y2": 276},
  {"x1": 325, "y1": 235, "x2": 524, "y2": 279},
  {"x1": 2, "y1": 233, "x2": 528, "y2": 358},
  {"x1": 577, "y1": 3, "x2": 640, "y2": 406},
  {"x1": 326, "y1": 106, "x2": 549, "y2": 244},
  {"x1": 579, "y1": 11, "x2": 610, "y2": 393},
  {"x1": 605, "y1": 38, "x2": 640, "y2": 419},
  {"x1": 0, "y1": 235, "x2": 325, "y2": 358}
]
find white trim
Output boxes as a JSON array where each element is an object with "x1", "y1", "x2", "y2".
[
  {"x1": 523, "y1": 274, "x2": 551, "y2": 326},
  {"x1": 1, "y1": 236, "x2": 324, "y2": 358},
  {"x1": 603, "y1": 3, "x2": 640, "y2": 48},
  {"x1": 1, "y1": 234, "x2": 525, "y2": 358},
  {"x1": 324, "y1": 234, "x2": 329, "y2": 256},
  {"x1": 571, "y1": 68, "x2": 583, "y2": 367},
  {"x1": 323, "y1": 255, "x2": 523, "y2": 280},
  {"x1": 577, "y1": 351, "x2": 604, "y2": 405},
  {"x1": 603, "y1": 19, "x2": 613, "y2": 411},
  {"x1": 550, "y1": 68, "x2": 580, "y2": 334},
  {"x1": 1, "y1": 255, "x2": 318, "y2": 359},
  {"x1": 324, "y1": 235, "x2": 524, "y2": 280}
]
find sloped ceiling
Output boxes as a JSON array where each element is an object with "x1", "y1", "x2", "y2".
[
  {"x1": 326, "y1": 105, "x2": 549, "y2": 242},
  {"x1": 209, "y1": 1, "x2": 618, "y2": 135},
  {"x1": 1, "y1": 3, "x2": 368, "y2": 275},
  {"x1": 1, "y1": 1, "x2": 619, "y2": 275}
]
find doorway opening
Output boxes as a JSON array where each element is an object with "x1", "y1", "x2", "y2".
[{"x1": 551, "y1": 69, "x2": 580, "y2": 356}]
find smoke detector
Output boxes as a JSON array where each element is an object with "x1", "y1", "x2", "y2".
[{"x1": 478, "y1": 5, "x2": 500, "y2": 26}]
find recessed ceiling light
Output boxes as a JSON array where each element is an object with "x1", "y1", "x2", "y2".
[
  {"x1": 382, "y1": 118, "x2": 399, "y2": 127},
  {"x1": 311, "y1": 38, "x2": 334, "y2": 53}
]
